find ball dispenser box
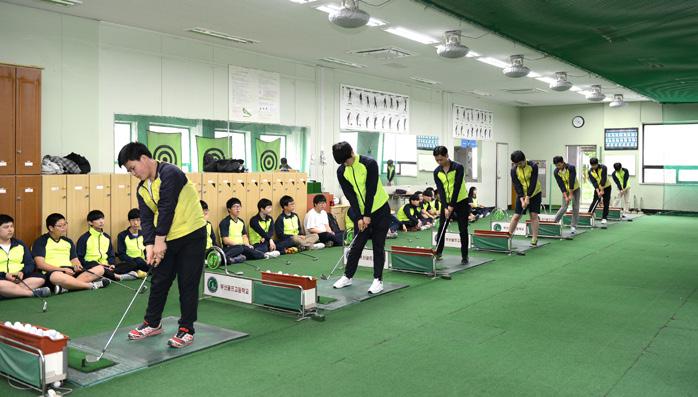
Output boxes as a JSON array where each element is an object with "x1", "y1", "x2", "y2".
[
  {"x1": 472, "y1": 230, "x2": 512, "y2": 253},
  {"x1": 0, "y1": 322, "x2": 69, "y2": 392}
]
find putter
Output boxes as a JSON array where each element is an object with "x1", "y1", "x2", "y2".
[
  {"x1": 16, "y1": 278, "x2": 47, "y2": 312},
  {"x1": 320, "y1": 233, "x2": 360, "y2": 281},
  {"x1": 82, "y1": 269, "x2": 151, "y2": 366},
  {"x1": 83, "y1": 268, "x2": 147, "y2": 293}
]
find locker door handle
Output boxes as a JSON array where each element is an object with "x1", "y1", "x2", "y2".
[{"x1": 16, "y1": 149, "x2": 22, "y2": 154}]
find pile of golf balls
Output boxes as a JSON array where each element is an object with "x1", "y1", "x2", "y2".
[{"x1": 3, "y1": 321, "x2": 63, "y2": 340}]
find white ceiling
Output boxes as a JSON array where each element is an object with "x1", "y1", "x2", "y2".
[{"x1": 5, "y1": 0, "x2": 650, "y2": 106}]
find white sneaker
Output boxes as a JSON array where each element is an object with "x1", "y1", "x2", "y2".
[
  {"x1": 310, "y1": 243, "x2": 325, "y2": 250},
  {"x1": 368, "y1": 278, "x2": 384, "y2": 294},
  {"x1": 264, "y1": 250, "x2": 281, "y2": 258},
  {"x1": 570, "y1": 226, "x2": 576, "y2": 235},
  {"x1": 332, "y1": 275, "x2": 352, "y2": 289},
  {"x1": 601, "y1": 219, "x2": 607, "y2": 225}
]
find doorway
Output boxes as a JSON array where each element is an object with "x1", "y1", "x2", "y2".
[
  {"x1": 495, "y1": 142, "x2": 511, "y2": 209},
  {"x1": 565, "y1": 145, "x2": 598, "y2": 207}
]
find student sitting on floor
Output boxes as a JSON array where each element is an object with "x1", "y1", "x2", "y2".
[
  {"x1": 249, "y1": 198, "x2": 281, "y2": 257},
  {"x1": 219, "y1": 197, "x2": 266, "y2": 263},
  {"x1": 76, "y1": 210, "x2": 135, "y2": 281},
  {"x1": 396, "y1": 193, "x2": 424, "y2": 231},
  {"x1": 115, "y1": 209, "x2": 149, "y2": 279},
  {"x1": 305, "y1": 194, "x2": 344, "y2": 247},
  {"x1": 200, "y1": 200, "x2": 218, "y2": 250},
  {"x1": 466, "y1": 187, "x2": 494, "y2": 221},
  {"x1": 274, "y1": 195, "x2": 323, "y2": 253},
  {"x1": 0, "y1": 214, "x2": 51, "y2": 299},
  {"x1": 33, "y1": 213, "x2": 110, "y2": 294},
  {"x1": 431, "y1": 188, "x2": 443, "y2": 214},
  {"x1": 419, "y1": 189, "x2": 438, "y2": 224}
]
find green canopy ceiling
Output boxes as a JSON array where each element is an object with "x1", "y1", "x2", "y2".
[{"x1": 417, "y1": 0, "x2": 698, "y2": 103}]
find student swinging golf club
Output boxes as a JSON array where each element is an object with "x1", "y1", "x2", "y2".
[
  {"x1": 588, "y1": 157, "x2": 612, "y2": 225},
  {"x1": 332, "y1": 142, "x2": 390, "y2": 294},
  {"x1": 432, "y1": 146, "x2": 470, "y2": 265},
  {"x1": 552, "y1": 156, "x2": 580, "y2": 234},
  {"x1": 118, "y1": 142, "x2": 207, "y2": 348},
  {"x1": 508, "y1": 150, "x2": 541, "y2": 246}
]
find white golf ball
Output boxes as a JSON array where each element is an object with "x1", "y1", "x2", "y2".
[
  {"x1": 3, "y1": 321, "x2": 11, "y2": 327},
  {"x1": 47, "y1": 389, "x2": 57, "y2": 397},
  {"x1": 13, "y1": 321, "x2": 22, "y2": 329},
  {"x1": 53, "y1": 381, "x2": 61, "y2": 387}
]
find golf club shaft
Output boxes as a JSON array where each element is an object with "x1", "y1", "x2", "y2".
[
  {"x1": 84, "y1": 268, "x2": 141, "y2": 292},
  {"x1": 434, "y1": 215, "x2": 452, "y2": 253},
  {"x1": 324, "y1": 233, "x2": 359, "y2": 279},
  {"x1": 94, "y1": 269, "x2": 151, "y2": 360},
  {"x1": 17, "y1": 277, "x2": 47, "y2": 306}
]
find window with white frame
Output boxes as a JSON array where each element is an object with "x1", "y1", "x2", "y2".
[
  {"x1": 114, "y1": 122, "x2": 135, "y2": 173},
  {"x1": 215, "y1": 129, "x2": 248, "y2": 164}
]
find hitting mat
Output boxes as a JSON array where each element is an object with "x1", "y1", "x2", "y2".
[
  {"x1": 316, "y1": 278, "x2": 408, "y2": 311},
  {"x1": 511, "y1": 238, "x2": 550, "y2": 254},
  {"x1": 67, "y1": 316, "x2": 247, "y2": 387},
  {"x1": 538, "y1": 227, "x2": 589, "y2": 240},
  {"x1": 435, "y1": 255, "x2": 493, "y2": 276}
]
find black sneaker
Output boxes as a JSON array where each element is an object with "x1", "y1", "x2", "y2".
[
  {"x1": 53, "y1": 285, "x2": 69, "y2": 295},
  {"x1": 32, "y1": 287, "x2": 51, "y2": 298},
  {"x1": 168, "y1": 327, "x2": 194, "y2": 348},
  {"x1": 460, "y1": 258, "x2": 469, "y2": 266}
]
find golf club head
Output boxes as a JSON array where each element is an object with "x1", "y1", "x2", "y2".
[
  {"x1": 42, "y1": 301, "x2": 48, "y2": 312},
  {"x1": 320, "y1": 274, "x2": 329, "y2": 280},
  {"x1": 84, "y1": 354, "x2": 101, "y2": 364}
]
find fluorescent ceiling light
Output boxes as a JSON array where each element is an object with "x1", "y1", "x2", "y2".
[
  {"x1": 289, "y1": 0, "x2": 317, "y2": 3},
  {"x1": 319, "y1": 57, "x2": 366, "y2": 68},
  {"x1": 187, "y1": 28, "x2": 258, "y2": 44},
  {"x1": 476, "y1": 57, "x2": 509, "y2": 69},
  {"x1": 465, "y1": 51, "x2": 481, "y2": 58},
  {"x1": 527, "y1": 71, "x2": 541, "y2": 78},
  {"x1": 384, "y1": 27, "x2": 439, "y2": 45},
  {"x1": 316, "y1": 4, "x2": 386, "y2": 27},
  {"x1": 410, "y1": 76, "x2": 440, "y2": 85},
  {"x1": 41, "y1": 0, "x2": 82, "y2": 5},
  {"x1": 569, "y1": 86, "x2": 582, "y2": 92},
  {"x1": 535, "y1": 76, "x2": 558, "y2": 85}
]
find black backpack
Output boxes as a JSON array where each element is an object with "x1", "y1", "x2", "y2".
[{"x1": 64, "y1": 152, "x2": 91, "y2": 174}]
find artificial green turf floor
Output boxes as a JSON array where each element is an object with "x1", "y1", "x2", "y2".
[{"x1": 2, "y1": 214, "x2": 697, "y2": 396}]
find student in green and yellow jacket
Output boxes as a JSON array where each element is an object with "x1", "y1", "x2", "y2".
[
  {"x1": 115, "y1": 208, "x2": 150, "y2": 278},
  {"x1": 552, "y1": 156, "x2": 580, "y2": 234},
  {"x1": 333, "y1": 141, "x2": 390, "y2": 295},
  {"x1": 0, "y1": 214, "x2": 51, "y2": 299},
  {"x1": 396, "y1": 193, "x2": 423, "y2": 231},
  {"x1": 508, "y1": 151, "x2": 541, "y2": 246},
  {"x1": 386, "y1": 159, "x2": 396, "y2": 186},
  {"x1": 612, "y1": 162, "x2": 631, "y2": 213},
  {"x1": 588, "y1": 157, "x2": 612, "y2": 224},
  {"x1": 199, "y1": 200, "x2": 217, "y2": 250},
  {"x1": 433, "y1": 146, "x2": 470, "y2": 264},
  {"x1": 76, "y1": 210, "x2": 133, "y2": 281},
  {"x1": 118, "y1": 142, "x2": 207, "y2": 349}
]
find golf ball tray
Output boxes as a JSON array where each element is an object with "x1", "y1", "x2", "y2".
[{"x1": 0, "y1": 321, "x2": 69, "y2": 385}]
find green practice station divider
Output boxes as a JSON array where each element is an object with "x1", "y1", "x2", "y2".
[
  {"x1": 391, "y1": 253, "x2": 434, "y2": 273},
  {"x1": 529, "y1": 222, "x2": 563, "y2": 238},
  {"x1": 563, "y1": 213, "x2": 594, "y2": 227},
  {"x1": 252, "y1": 281, "x2": 303, "y2": 312},
  {"x1": 0, "y1": 340, "x2": 41, "y2": 388},
  {"x1": 594, "y1": 207, "x2": 622, "y2": 220},
  {"x1": 472, "y1": 233, "x2": 511, "y2": 252}
]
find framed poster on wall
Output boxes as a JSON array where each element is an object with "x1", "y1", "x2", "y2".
[{"x1": 340, "y1": 84, "x2": 409, "y2": 133}]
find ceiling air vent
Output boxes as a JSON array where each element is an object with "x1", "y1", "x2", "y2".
[{"x1": 349, "y1": 47, "x2": 415, "y2": 60}]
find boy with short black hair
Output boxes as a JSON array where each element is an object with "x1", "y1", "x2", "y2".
[
  {"x1": 305, "y1": 194, "x2": 343, "y2": 247},
  {"x1": 588, "y1": 157, "x2": 612, "y2": 224},
  {"x1": 612, "y1": 162, "x2": 630, "y2": 213},
  {"x1": 115, "y1": 209, "x2": 149, "y2": 278},
  {"x1": 220, "y1": 197, "x2": 265, "y2": 262},
  {"x1": 0, "y1": 214, "x2": 51, "y2": 299},
  {"x1": 420, "y1": 189, "x2": 438, "y2": 221},
  {"x1": 249, "y1": 199, "x2": 281, "y2": 257},
  {"x1": 433, "y1": 146, "x2": 471, "y2": 264},
  {"x1": 200, "y1": 201, "x2": 217, "y2": 250},
  {"x1": 508, "y1": 150, "x2": 541, "y2": 245},
  {"x1": 396, "y1": 193, "x2": 423, "y2": 231},
  {"x1": 552, "y1": 156, "x2": 580, "y2": 233},
  {"x1": 76, "y1": 210, "x2": 136, "y2": 281},
  {"x1": 33, "y1": 213, "x2": 110, "y2": 294},
  {"x1": 274, "y1": 195, "x2": 322, "y2": 252}
]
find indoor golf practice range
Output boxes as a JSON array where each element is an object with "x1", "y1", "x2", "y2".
[{"x1": 1, "y1": 1, "x2": 698, "y2": 396}]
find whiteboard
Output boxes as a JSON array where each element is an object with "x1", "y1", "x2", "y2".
[
  {"x1": 418, "y1": 154, "x2": 436, "y2": 171},
  {"x1": 400, "y1": 163, "x2": 418, "y2": 177},
  {"x1": 604, "y1": 153, "x2": 636, "y2": 176}
]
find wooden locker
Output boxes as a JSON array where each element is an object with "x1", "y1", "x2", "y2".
[
  {"x1": 245, "y1": 173, "x2": 261, "y2": 223},
  {"x1": 66, "y1": 175, "x2": 90, "y2": 242},
  {"x1": 15, "y1": 175, "x2": 41, "y2": 247},
  {"x1": 89, "y1": 174, "x2": 111, "y2": 235},
  {"x1": 217, "y1": 173, "x2": 234, "y2": 237},
  {"x1": 271, "y1": 173, "x2": 288, "y2": 220},
  {"x1": 111, "y1": 174, "x2": 132, "y2": 245},
  {"x1": 15, "y1": 67, "x2": 41, "y2": 175},
  {"x1": 294, "y1": 173, "x2": 308, "y2": 223},
  {"x1": 0, "y1": 65, "x2": 15, "y2": 175},
  {"x1": 186, "y1": 172, "x2": 202, "y2": 198},
  {"x1": 231, "y1": 174, "x2": 248, "y2": 220},
  {"x1": 131, "y1": 176, "x2": 141, "y2": 209},
  {"x1": 0, "y1": 175, "x2": 15, "y2": 218},
  {"x1": 201, "y1": 173, "x2": 220, "y2": 239},
  {"x1": 41, "y1": 175, "x2": 67, "y2": 233}
]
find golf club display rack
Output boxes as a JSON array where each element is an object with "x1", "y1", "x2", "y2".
[
  {"x1": 202, "y1": 248, "x2": 321, "y2": 321},
  {"x1": 0, "y1": 323, "x2": 69, "y2": 396}
]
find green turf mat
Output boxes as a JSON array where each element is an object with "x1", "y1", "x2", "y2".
[{"x1": 68, "y1": 348, "x2": 115, "y2": 373}]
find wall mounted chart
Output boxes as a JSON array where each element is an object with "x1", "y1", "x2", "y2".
[
  {"x1": 452, "y1": 104, "x2": 493, "y2": 141},
  {"x1": 340, "y1": 84, "x2": 409, "y2": 133}
]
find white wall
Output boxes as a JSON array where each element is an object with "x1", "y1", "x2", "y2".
[{"x1": 0, "y1": 1, "x2": 520, "y2": 206}]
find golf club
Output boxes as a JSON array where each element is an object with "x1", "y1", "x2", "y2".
[
  {"x1": 432, "y1": 215, "x2": 452, "y2": 256},
  {"x1": 298, "y1": 251, "x2": 319, "y2": 261},
  {"x1": 320, "y1": 233, "x2": 359, "y2": 281},
  {"x1": 83, "y1": 268, "x2": 147, "y2": 293},
  {"x1": 16, "y1": 277, "x2": 47, "y2": 312},
  {"x1": 82, "y1": 268, "x2": 151, "y2": 366}
]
